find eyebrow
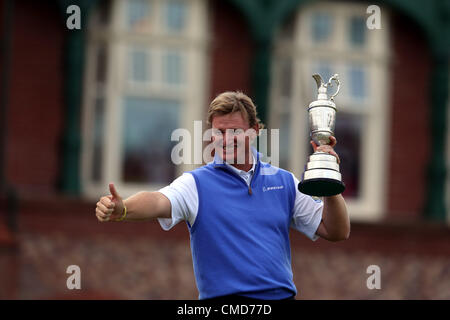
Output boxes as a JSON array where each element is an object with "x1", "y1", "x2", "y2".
[{"x1": 213, "y1": 128, "x2": 245, "y2": 132}]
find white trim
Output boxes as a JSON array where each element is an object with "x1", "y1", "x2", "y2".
[
  {"x1": 80, "y1": 40, "x2": 98, "y2": 195},
  {"x1": 271, "y1": 1, "x2": 391, "y2": 222}
]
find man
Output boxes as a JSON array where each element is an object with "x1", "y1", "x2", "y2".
[{"x1": 95, "y1": 91, "x2": 350, "y2": 300}]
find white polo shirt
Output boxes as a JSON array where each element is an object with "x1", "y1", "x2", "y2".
[{"x1": 157, "y1": 157, "x2": 323, "y2": 241}]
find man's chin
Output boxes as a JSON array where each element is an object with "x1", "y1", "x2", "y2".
[
  {"x1": 221, "y1": 152, "x2": 247, "y2": 165},
  {"x1": 222, "y1": 154, "x2": 236, "y2": 164}
]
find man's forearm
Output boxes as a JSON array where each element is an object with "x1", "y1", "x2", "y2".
[
  {"x1": 123, "y1": 191, "x2": 171, "y2": 221},
  {"x1": 322, "y1": 194, "x2": 350, "y2": 240}
]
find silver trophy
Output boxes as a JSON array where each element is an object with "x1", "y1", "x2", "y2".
[{"x1": 298, "y1": 73, "x2": 345, "y2": 196}]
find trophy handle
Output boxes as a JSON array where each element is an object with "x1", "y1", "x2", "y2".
[{"x1": 326, "y1": 74, "x2": 340, "y2": 101}]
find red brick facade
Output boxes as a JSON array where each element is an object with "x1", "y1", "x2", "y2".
[
  {"x1": 387, "y1": 12, "x2": 431, "y2": 220},
  {"x1": 6, "y1": 1, "x2": 64, "y2": 195},
  {"x1": 10, "y1": 202, "x2": 450, "y2": 299},
  {"x1": 209, "y1": 0, "x2": 254, "y2": 102}
]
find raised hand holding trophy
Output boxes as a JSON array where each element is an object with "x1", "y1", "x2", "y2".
[{"x1": 298, "y1": 73, "x2": 345, "y2": 197}]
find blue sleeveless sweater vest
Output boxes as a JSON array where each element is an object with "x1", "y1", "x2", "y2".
[{"x1": 188, "y1": 153, "x2": 297, "y2": 299}]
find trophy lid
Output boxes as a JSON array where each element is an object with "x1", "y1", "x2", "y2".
[{"x1": 312, "y1": 73, "x2": 340, "y2": 102}]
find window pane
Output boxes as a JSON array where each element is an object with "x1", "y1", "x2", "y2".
[
  {"x1": 91, "y1": 98, "x2": 105, "y2": 182},
  {"x1": 311, "y1": 12, "x2": 333, "y2": 42},
  {"x1": 126, "y1": 0, "x2": 151, "y2": 31},
  {"x1": 165, "y1": 0, "x2": 187, "y2": 33},
  {"x1": 333, "y1": 113, "x2": 362, "y2": 198},
  {"x1": 163, "y1": 51, "x2": 183, "y2": 85},
  {"x1": 349, "y1": 65, "x2": 366, "y2": 99},
  {"x1": 349, "y1": 16, "x2": 366, "y2": 46},
  {"x1": 122, "y1": 97, "x2": 180, "y2": 184},
  {"x1": 129, "y1": 49, "x2": 149, "y2": 82}
]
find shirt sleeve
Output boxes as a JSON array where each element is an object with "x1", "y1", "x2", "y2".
[
  {"x1": 289, "y1": 173, "x2": 324, "y2": 241},
  {"x1": 157, "y1": 173, "x2": 198, "y2": 231}
]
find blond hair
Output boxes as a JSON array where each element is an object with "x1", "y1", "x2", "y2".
[{"x1": 207, "y1": 91, "x2": 265, "y2": 130}]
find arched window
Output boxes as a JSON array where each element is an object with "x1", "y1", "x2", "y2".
[
  {"x1": 270, "y1": 2, "x2": 391, "y2": 221},
  {"x1": 81, "y1": 0, "x2": 208, "y2": 198}
]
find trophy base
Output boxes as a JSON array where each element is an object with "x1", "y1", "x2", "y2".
[{"x1": 298, "y1": 178, "x2": 345, "y2": 197}]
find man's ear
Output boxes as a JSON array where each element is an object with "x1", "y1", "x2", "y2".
[
  {"x1": 251, "y1": 125, "x2": 259, "y2": 140},
  {"x1": 247, "y1": 125, "x2": 259, "y2": 143}
]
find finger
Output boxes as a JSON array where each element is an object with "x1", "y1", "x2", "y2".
[
  {"x1": 319, "y1": 149, "x2": 340, "y2": 163},
  {"x1": 96, "y1": 207, "x2": 110, "y2": 218},
  {"x1": 97, "y1": 202, "x2": 113, "y2": 214},
  {"x1": 100, "y1": 197, "x2": 115, "y2": 209},
  {"x1": 316, "y1": 145, "x2": 332, "y2": 153},
  {"x1": 310, "y1": 141, "x2": 318, "y2": 152},
  {"x1": 316, "y1": 146, "x2": 340, "y2": 163},
  {"x1": 329, "y1": 150, "x2": 340, "y2": 164},
  {"x1": 329, "y1": 136, "x2": 337, "y2": 147},
  {"x1": 96, "y1": 208, "x2": 111, "y2": 222},
  {"x1": 109, "y1": 183, "x2": 120, "y2": 199}
]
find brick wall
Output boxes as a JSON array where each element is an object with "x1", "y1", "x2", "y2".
[
  {"x1": 7, "y1": 1, "x2": 64, "y2": 195},
  {"x1": 16, "y1": 231, "x2": 450, "y2": 299},
  {"x1": 387, "y1": 13, "x2": 431, "y2": 220},
  {"x1": 208, "y1": 0, "x2": 254, "y2": 103},
  {"x1": 0, "y1": 223, "x2": 18, "y2": 299},
  {"x1": 9, "y1": 200, "x2": 450, "y2": 299}
]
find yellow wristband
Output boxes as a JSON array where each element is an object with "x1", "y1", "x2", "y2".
[{"x1": 115, "y1": 205, "x2": 127, "y2": 222}]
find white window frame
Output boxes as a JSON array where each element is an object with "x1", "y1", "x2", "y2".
[
  {"x1": 270, "y1": 1, "x2": 391, "y2": 222},
  {"x1": 81, "y1": 0, "x2": 209, "y2": 200}
]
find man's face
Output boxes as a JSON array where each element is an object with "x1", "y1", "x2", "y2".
[{"x1": 211, "y1": 112, "x2": 258, "y2": 164}]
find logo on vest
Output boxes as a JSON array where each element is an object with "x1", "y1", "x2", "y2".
[{"x1": 262, "y1": 185, "x2": 284, "y2": 192}]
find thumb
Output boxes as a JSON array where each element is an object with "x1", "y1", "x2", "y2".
[{"x1": 109, "y1": 183, "x2": 121, "y2": 199}]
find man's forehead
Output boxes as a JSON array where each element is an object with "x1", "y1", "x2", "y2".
[
  {"x1": 212, "y1": 126, "x2": 246, "y2": 131},
  {"x1": 212, "y1": 111, "x2": 248, "y2": 124}
]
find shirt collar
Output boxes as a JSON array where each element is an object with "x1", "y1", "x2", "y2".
[{"x1": 225, "y1": 154, "x2": 256, "y2": 175}]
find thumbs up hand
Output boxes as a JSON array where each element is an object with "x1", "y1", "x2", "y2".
[{"x1": 95, "y1": 183, "x2": 125, "y2": 222}]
